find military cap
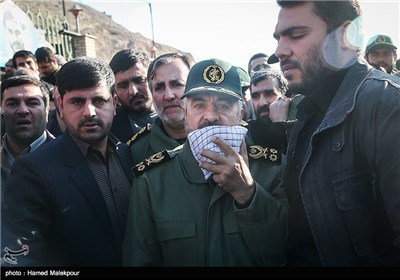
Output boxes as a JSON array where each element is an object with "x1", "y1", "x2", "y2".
[
  {"x1": 365, "y1": 34, "x2": 397, "y2": 55},
  {"x1": 267, "y1": 53, "x2": 279, "y2": 64},
  {"x1": 237, "y1": 66, "x2": 250, "y2": 92},
  {"x1": 181, "y1": 58, "x2": 243, "y2": 100}
]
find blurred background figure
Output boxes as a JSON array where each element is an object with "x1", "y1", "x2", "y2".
[
  {"x1": 1, "y1": 59, "x2": 16, "y2": 81},
  {"x1": 35, "y1": 46, "x2": 61, "y2": 86},
  {"x1": 365, "y1": 34, "x2": 398, "y2": 75},
  {"x1": 248, "y1": 52, "x2": 272, "y2": 77}
]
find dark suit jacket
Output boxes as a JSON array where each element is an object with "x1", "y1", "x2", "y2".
[
  {"x1": 1, "y1": 130, "x2": 55, "y2": 206},
  {"x1": 1, "y1": 131, "x2": 134, "y2": 266}
]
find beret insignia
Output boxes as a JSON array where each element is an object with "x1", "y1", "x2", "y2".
[
  {"x1": 376, "y1": 35, "x2": 386, "y2": 43},
  {"x1": 203, "y1": 64, "x2": 225, "y2": 84},
  {"x1": 248, "y1": 145, "x2": 281, "y2": 164}
]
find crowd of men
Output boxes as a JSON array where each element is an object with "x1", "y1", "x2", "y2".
[{"x1": 0, "y1": 0, "x2": 399, "y2": 268}]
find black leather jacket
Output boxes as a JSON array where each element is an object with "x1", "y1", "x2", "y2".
[{"x1": 286, "y1": 57, "x2": 400, "y2": 266}]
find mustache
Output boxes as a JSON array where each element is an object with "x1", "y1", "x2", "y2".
[
  {"x1": 163, "y1": 100, "x2": 182, "y2": 109},
  {"x1": 129, "y1": 93, "x2": 148, "y2": 103},
  {"x1": 258, "y1": 104, "x2": 270, "y2": 114},
  {"x1": 280, "y1": 58, "x2": 301, "y2": 69},
  {"x1": 198, "y1": 121, "x2": 221, "y2": 130},
  {"x1": 79, "y1": 118, "x2": 103, "y2": 127}
]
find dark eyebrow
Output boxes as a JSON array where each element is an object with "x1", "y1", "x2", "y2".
[
  {"x1": 153, "y1": 81, "x2": 165, "y2": 89},
  {"x1": 273, "y1": 25, "x2": 310, "y2": 40},
  {"x1": 116, "y1": 80, "x2": 128, "y2": 87}
]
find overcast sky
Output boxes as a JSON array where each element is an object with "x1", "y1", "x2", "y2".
[{"x1": 78, "y1": 0, "x2": 399, "y2": 70}]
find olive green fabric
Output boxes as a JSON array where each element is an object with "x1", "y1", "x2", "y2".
[
  {"x1": 129, "y1": 117, "x2": 183, "y2": 166},
  {"x1": 123, "y1": 137, "x2": 288, "y2": 266}
]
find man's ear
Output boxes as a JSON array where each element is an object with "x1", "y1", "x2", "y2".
[
  {"x1": 342, "y1": 19, "x2": 363, "y2": 51},
  {"x1": 56, "y1": 95, "x2": 63, "y2": 118}
]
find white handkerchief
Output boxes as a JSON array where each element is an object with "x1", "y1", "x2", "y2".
[{"x1": 188, "y1": 125, "x2": 248, "y2": 180}]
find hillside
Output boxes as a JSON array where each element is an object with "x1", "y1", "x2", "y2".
[{"x1": 11, "y1": 0, "x2": 192, "y2": 63}]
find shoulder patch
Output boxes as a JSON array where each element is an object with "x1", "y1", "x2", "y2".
[
  {"x1": 131, "y1": 145, "x2": 183, "y2": 176},
  {"x1": 127, "y1": 123, "x2": 152, "y2": 146},
  {"x1": 248, "y1": 145, "x2": 281, "y2": 164}
]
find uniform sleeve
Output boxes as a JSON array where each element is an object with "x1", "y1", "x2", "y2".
[
  {"x1": 233, "y1": 159, "x2": 288, "y2": 266},
  {"x1": 123, "y1": 175, "x2": 161, "y2": 266}
]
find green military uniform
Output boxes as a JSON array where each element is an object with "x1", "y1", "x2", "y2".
[
  {"x1": 128, "y1": 117, "x2": 184, "y2": 165},
  {"x1": 124, "y1": 135, "x2": 288, "y2": 266},
  {"x1": 124, "y1": 58, "x2": 288, "y2": 266}
]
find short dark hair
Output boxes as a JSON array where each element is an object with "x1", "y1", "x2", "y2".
[
  {"x1": 12, "y1": 50, "x2": 36, "y2": 68},
  {"x1": 250, "y1": 69, "x2": 289, "y2": 96},
  {"x1": 109, "y1": 48, "x2": 150, "y2": 74},
  {"x1": 277, "y1": 1, "x2": 362, "y2": 33},
  {"x1": 147, "y1": 53, "x2": 195, "y2": 92},
  {"x1": 1, "y1": 75, "x2": 49, "y2": 107},
  {"x1": 35, "y1": 47, "x2": 57, "y2": 63},
  {"x1": 56, "y1": 57, "x2": 115, "y2": 98},
  {"x1": 247, "y1": 53, "x2": 269, "y2": 74}
]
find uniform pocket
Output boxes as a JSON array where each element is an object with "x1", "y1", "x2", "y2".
[
  {"x1": 155, "y1": 219, "x2": 196, "y2": 265},
  {"x1": 155, "y1": 219, "x2": 196, "y2": 241}
]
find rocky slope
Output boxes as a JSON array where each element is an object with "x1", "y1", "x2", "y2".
[{"x1": 11, "y1": 0, "x2": 192, "y2": 63}]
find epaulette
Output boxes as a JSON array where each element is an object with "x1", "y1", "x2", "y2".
[
  {"x1": 126, "y1": 123, "x2": 152, "y2": 146},
  {"x1": 248, "y1": 145, "x2": 281, "y2": 164},
  {"x1": 131, "y1": 144, "x2": 184, "y2": 176}
]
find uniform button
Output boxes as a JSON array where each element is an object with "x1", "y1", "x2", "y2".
[{"x1": 335, "y1": 142, "x2": 341, "y2": 149}]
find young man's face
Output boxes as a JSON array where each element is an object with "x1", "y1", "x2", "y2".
[
  {"x1": 113, "y1": 62, "x2": 152, "y2": 114},
  {"x1": 37, "y1": 59, "x2": 58, "y2": 77},
  {"x1": 251, "y1": 78, "x2": 285, "y2": 119},
  {"x1": 15, "y1": 56, "x2": 39, "y2": 72},
  {"x1": 58, "y1": 82, "x2": 117, "y2": 149},
  {"x1": 273, "y1": 2, "x2": 332, "y2": 95}
]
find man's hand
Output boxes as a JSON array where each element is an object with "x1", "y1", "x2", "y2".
[
  {"x1": 269, "y1": 97, "x2": 291, "y2": 123},
  {"x1": 199, "y1": 137, "x2": 255, "y2": 205}
]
